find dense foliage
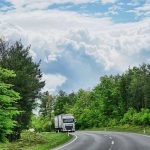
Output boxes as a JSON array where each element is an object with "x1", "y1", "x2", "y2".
[
  {"x1": 0, "y1": 40, "x2": 45, "y2": 141},
  {"x1": 38, "y1": 64, "x2": 150, "y2": 131},
  {"x1": 31, "y1": 92, "x2": 54, "y2": 132},
  {"x1": 0, "y1": 67, "x2": 20, "y2": 142}
]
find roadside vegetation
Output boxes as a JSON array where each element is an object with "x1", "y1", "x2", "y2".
[{"x1": 0, "y1": 131, "x2": 72, "y2": 150}]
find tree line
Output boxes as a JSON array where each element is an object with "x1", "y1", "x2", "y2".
[{"x1": 36, "y1": 64, "x2": 150, "y2": 131}]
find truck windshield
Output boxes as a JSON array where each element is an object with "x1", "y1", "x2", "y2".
[{"x1": 63, "y1": 118, "x2": 74, "y2": 123}]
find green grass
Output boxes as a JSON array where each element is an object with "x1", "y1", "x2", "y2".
[
  {"x1": 85, "y1": 125, "x2": 150, "y2": 135},
  {"x1": 0, "y1": 131, "x2": 72, "y2": 150}
]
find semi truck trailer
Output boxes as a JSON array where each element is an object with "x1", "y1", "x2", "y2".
[{"x1": 54, "y1": 114, "x2": 75, "y2": 132}]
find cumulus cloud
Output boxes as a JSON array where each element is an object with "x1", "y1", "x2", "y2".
[
  {"x1": 42, "y1": 73, "x2": 67, "y2": 93},
  {"x1": 0, "y1": 10, "x2": 112, "y2": 62},
  {"x1": 58, "y1": 18, "x2": 150, "y2": 70},
  {"x1": 0, "y1": 9, "x2": 150, "y2": 71},
  {"x1": 0, "y1": 6, "x2": 150, "y2": 92}
]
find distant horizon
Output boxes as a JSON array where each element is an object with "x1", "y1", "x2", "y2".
[{"x1": 0, "y1": 0, "x2": 150, "y2": 93}]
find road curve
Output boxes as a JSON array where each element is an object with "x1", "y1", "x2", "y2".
[{"x1": 53, "y1": 131, "x2": 150, "y2": 150}]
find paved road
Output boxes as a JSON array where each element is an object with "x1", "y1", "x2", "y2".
[{"x1": 54, "y1": 131, "x2": 150, "y2": 150}]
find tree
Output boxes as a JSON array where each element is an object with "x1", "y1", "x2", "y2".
[
  {"x1": 0, "y1": 67, "x2": 20, "y2": 142},
  {"x1": 140, "y1": 64, "x2": 150, "y2": 109},
  {"x1": 69, "y1": 89, "x2": 98, "y2": 129},
  {"x1": 40, "y1": 91, "x2": 54, "y2": 118},
  {"x1": 125, "y1": 64, "x2": 150, "y2": 111},
  {"x1": 39, "y1": 91, "x2": 54, "y2": 131},
  {"x1": 54, "y1": 90, "x2": 69, "y2": 115},
  {"x1": 0, "y1": 40, "x2": 45, "y2": 141},
  {"x1": 52, "y1": 63, "x2": 150, "y2": 129}
]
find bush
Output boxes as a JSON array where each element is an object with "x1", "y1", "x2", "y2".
[
  {"x1": 121, "y1": 108, "x2": 150, "y2": 126},
  {"x1": 31, "y1": 115, "x2": 54, "y2": 132}
]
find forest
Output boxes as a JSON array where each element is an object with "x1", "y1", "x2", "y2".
[
  {"x1": 0, "y1": 39, "x2": 150, "y2": 143},
  {"x1": 36, "y1": 61, "x2": 150, "y2": 131}
]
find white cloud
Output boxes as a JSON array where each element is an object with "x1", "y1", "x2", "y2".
[
  {"x1": 100, "y1": 0, "x2": 118, "y2": 4},
  {"x1": 48, "y1": 54, "x2": 58, "y2": 62},
  {"x1": 0, "y1": 10, "x2": 112, "y2": 62},
  {"x1": 0, "y1": 10, "x2": 112, "y2": 32},
  {"x1": 42, "y1": 74, "x2": 67, "y2": 93},
  {"x1": 128, "y1": 3, "x2": 150, "y2": 17},
  {"x1": 105, "y1": 4, "x2": 122, "y2": 15},
  {"x1": 127, "y1": 0, "x2": 141, "y2": 6},
  {"x1": 58, "y1": 18, "x2": 150, "y2": 70},
  {"x1": 0, "y1": 8, "x2": 150, "y2": 90},
  {"x1": 6, "y1": 0, "x2": 97, "y2": 10}
]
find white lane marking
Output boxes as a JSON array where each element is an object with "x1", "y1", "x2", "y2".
[
  {"x1": 108, "y1": 140, "x2": 115, "y2": 150},
  {"x1": 53, "y1": 134, "x2": 78, "y2": 150},
  {"x1": 109, "y1": 137, "x2": 112, "y2": 139},
  {"x1": 111, "y1": 141, "x2": 114, "y2": 145}
]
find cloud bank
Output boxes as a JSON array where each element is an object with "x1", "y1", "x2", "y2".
[{"x1": 0, "y1": 0, "x2": 150, "y2": 92}]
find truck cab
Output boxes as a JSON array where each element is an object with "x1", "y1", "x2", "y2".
[{"x1": 54, "y1": 114, "x2": 75, "y2": 132}]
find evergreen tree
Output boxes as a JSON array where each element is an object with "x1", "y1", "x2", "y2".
[{"x1": 0, "y1": 40, "x2": 45, "y2": 141}]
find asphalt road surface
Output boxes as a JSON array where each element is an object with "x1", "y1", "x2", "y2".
[{"x1": 53, "y1": 131, "x2": 150, "y2": 150}]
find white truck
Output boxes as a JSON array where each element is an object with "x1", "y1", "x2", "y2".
[{"x1": 54, "y1": 114, "x2": 75, "y2": 132}]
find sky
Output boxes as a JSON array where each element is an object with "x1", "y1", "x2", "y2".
[{"x1": 0, "y1": 0, "x2": 150, "y2": 94}]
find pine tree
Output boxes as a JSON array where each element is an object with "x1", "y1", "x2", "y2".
[{"x1": 0, "y1": 40, "x2": 45, "y2": 141}]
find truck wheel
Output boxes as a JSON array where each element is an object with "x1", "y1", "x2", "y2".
[{"x1": 60, "y1": 128, "x2": 63, "y2": 132}]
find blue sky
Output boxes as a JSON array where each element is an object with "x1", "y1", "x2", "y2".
[{"x1": 0, "y1": 0, "x2": 150, "y2": 93}]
